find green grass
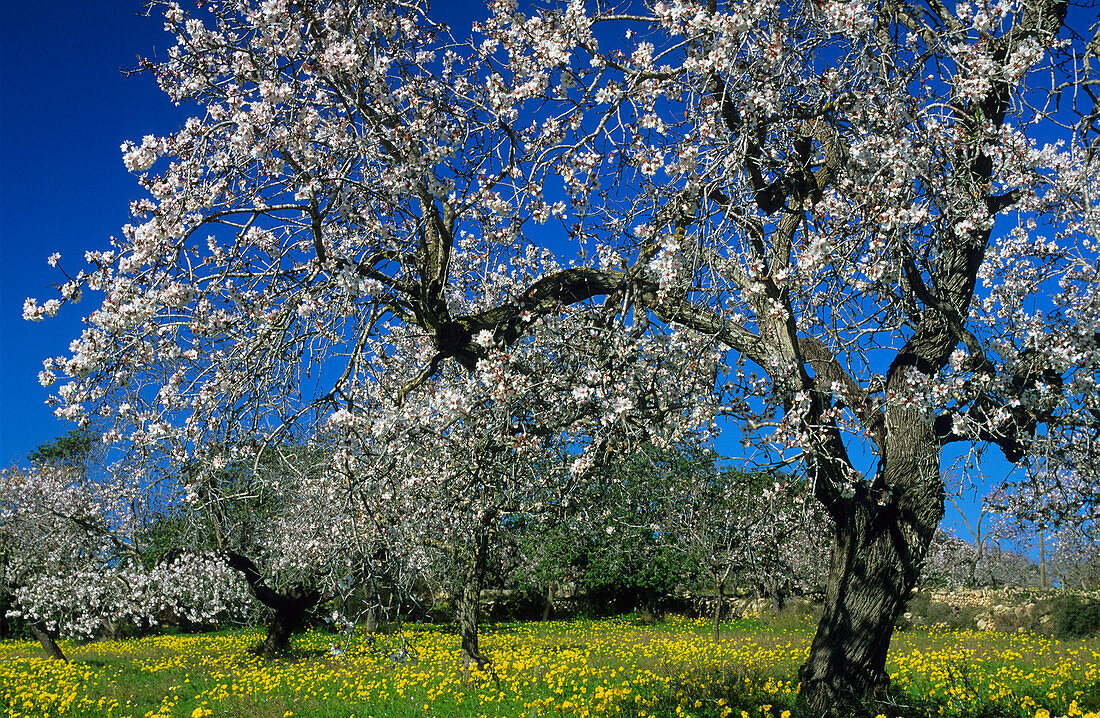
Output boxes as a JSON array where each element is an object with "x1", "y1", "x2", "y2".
[{"x1": 1, "y1": 616, "x2": 1098, "y2": 718}]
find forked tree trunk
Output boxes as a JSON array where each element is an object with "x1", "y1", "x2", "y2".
[
  {"x1": 262, "y1": 609, "x2": 297, "y2": 658},
  {"x1": 798, "y1": 409, "x2": 944, "y2": 714},
  {"x1": 30, "y1": 621, "x2": 67, "y2": 662},
  {"x1": 259, "y1": 584, "x2": 321, "y2": 658},
  {"x1": 225, "y1": 552, "x2": 322, "y2": 658}
]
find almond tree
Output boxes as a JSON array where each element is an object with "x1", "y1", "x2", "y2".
[
  {"x1": 170, "y1": 442, "x2": 397, "y2": 657},
  {"x1": 479, "y1": 0, "x2": 1097, "y2": 709},
  {"x1": 26, "y1": 0, "x2": 1100, "y2": 711},
  {"x1": 0, "y1": 462, "x2": 252, "y2": 658},
  {"x1": 1048, "y1": 523, "x2": 1100, "y2": 590}
]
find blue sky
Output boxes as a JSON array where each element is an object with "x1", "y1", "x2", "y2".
[
  {"x1": 0, "y1": 1, "x2": 475, "y2": 465},
  {"x1": 0, "y1": 1, "x2": 488, "y2": 467},
  {"x1": 0, "y1": 1, "x2": 191, "y2": 465}
]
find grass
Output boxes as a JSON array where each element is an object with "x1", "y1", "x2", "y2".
[{"x1": 1, "y1": 616, "x2": 1098, "y2": 718}]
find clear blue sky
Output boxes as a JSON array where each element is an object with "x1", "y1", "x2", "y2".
[
  {"x1": 1, "y1": 1, "x2": 192, "y2": 465},
  {"x1": 0, "y1": 1, "x2": 1019, "y2": 549}
]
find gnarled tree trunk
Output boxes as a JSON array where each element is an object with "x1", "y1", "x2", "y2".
[
  {"x1": 225, "y1": 552, "x2": 322, "y2": 658},
  {"x1": 30, "y1": 621, "x2": 67, "y2": 662},
  {"x1": 798, "y1": 408, "x2": 944, "y2": 714},
  {"x1": 259, "y1": 583, "x2": 321, "y2": 658}
]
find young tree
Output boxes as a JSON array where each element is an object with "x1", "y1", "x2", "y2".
[
  {"x1": 28, "y1": 0, "x2": 1100, "y2": 711},
  {"x1": 939, "y1": 490, "x2": 1004, "y2": 588}
]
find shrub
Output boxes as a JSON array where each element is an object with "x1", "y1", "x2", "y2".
[
  {"x1": 1050, "y1": 593, "x2": 1100, "y2": 639},
  {"x1": 768, "y1": 600, "x2": 821, "y2": 631}
]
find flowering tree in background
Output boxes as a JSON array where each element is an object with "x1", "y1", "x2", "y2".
[
  {"x1": 1048, "y1": 523, "x2": 1100, "y2": 589},
  {"x1": 621, "y1": 447, "x2": 830, "y2": 636},
  {"x1": 163, "y1": 442, "x2": 404, "y2": 657},
  {"x1": 989, "y1": 450, "x2": 1100, "y2": 588},
  {"x1": 26, "y1": 0, "x2": 1100, "y2": 710},
  {"x1": 918, "y1": 527, "x2": 1038, "y2": 588},
  {"x1": 1, "y1": 443, "x2": 252, "y2": 659}
]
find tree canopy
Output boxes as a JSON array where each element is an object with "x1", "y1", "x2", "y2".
[{"x1": 25, "y1": 0, "x2": 1100, "y2": 710}]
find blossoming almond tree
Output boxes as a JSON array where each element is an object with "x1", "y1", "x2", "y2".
[
  {"x1": 26, "y1": 0, "x2": 1100, "y2": 710},
  {"x1": 168, "y1": 442, "x2": 402, "y2": 657},
  {"x1": 476, "y1": 0, "x2": 1099, "y2": 709},
  {"x1": 28, "y1": 0, "x2": 716, "y2": 668},
  {"x1": 320, "y1": 276, "x2": 716, "y2": 668},
  {"x1": 0, "y1": 463, "x2": 253, "y2": 658}
]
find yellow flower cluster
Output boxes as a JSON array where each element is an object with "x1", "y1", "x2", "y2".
[
  {"x1": 887, "y1": 627, "x2": 1100, "y2": 718},
  {"x1": 1, "y1": 617, "x2": 1097, "y2": 718}
]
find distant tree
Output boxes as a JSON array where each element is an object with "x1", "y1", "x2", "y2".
[
  {"x1": 27, "y1": 427, "x2": 98, "y2": 470},
  {"x1": 658, "y1": 457, "x2": 831, "y2": 639},
  {"x1": 989, "y1": 450, "x2": 1100, "y2": 590},
  {"x1": 516, "y1": 446, "x2": 693, "y2": 620},
  {"x1": 163, "y1": 442, "x2": 414, "y2": 657},
  {"x1": 1049, "y1": 524, "x2": 1100, "y2": 590},
  {"x1": 3, "y1": 429, "x2": 255, "y2": 656},
  {"x1": 919, "y1": 528, "x2": 1039, "y2": 589}
]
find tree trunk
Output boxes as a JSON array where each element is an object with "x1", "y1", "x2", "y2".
[
  {"x1": 224, "y1": 552, "x2": 321, "y2": 658},
  {"x1": 259, "y1": 583, "x2": 321, "y2": 658},
  {"x1": 30, "y1": 621, "x2": 67, "y2": 662},
  {"x1": 363, "y1": 607, "x2": 380, "y2": 634},
  {"x1": 262, "y1": 609, "x2": 296, "y2": 658},
  {"x1": 764, "y1": 574, "x2": 787, "y2": 614},
  {"x1": 459, "y1": 528, "x2": 491, "y2": 672},
  {"x1": 541, "y1": 581, "x2": 553, "y2": 622},
  {"x1": 0, "y1": 594, "x2": 13, "y2": 640},
  {"x1": 711, "y1": 574, "x2": 723, "y2": 643},
  {"x1": 1039, "y1": 530, "x2": 1047, "y2": 589},
  {"x1": 799, "y1": 408, "x2": 944, "y2": 714}
]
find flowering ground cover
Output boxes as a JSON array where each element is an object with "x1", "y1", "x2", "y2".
[{"x1": 1, "y1": 616, "x2": 1097, "y2": 718}]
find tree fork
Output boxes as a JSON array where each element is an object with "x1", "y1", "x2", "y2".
[{"x1": 799, "y1": 409, "x2": 944, "y2": 714}]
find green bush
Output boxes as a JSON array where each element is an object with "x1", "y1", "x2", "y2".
[{"x1": 1050, "y1": 593, "x2": 1100, "y2": 639}]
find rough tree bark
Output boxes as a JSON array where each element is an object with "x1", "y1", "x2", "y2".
[
  {"x1": 30, "y1": 621, "x2": 67, "y2": 662},
  {"x1": 258, "y1": 583, "x2": 322, "y2": 658},
  {"x1": 458, "y1": 525, "x2": 492, "y2": 672},
  {"x1": 225, "y1": 552, "x2": 322, "y2": 658},
  {"x1": 799, "y1": 408, "x2": 944, "y2": 712}
]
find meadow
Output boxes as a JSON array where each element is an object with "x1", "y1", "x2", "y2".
[{"x1": 2, "y1": 615, "x2": 1098, "y2": 718}]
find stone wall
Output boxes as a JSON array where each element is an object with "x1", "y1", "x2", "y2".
[{"x1": 903, "y1": 588, "x2": 1100, "y2": 634}]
